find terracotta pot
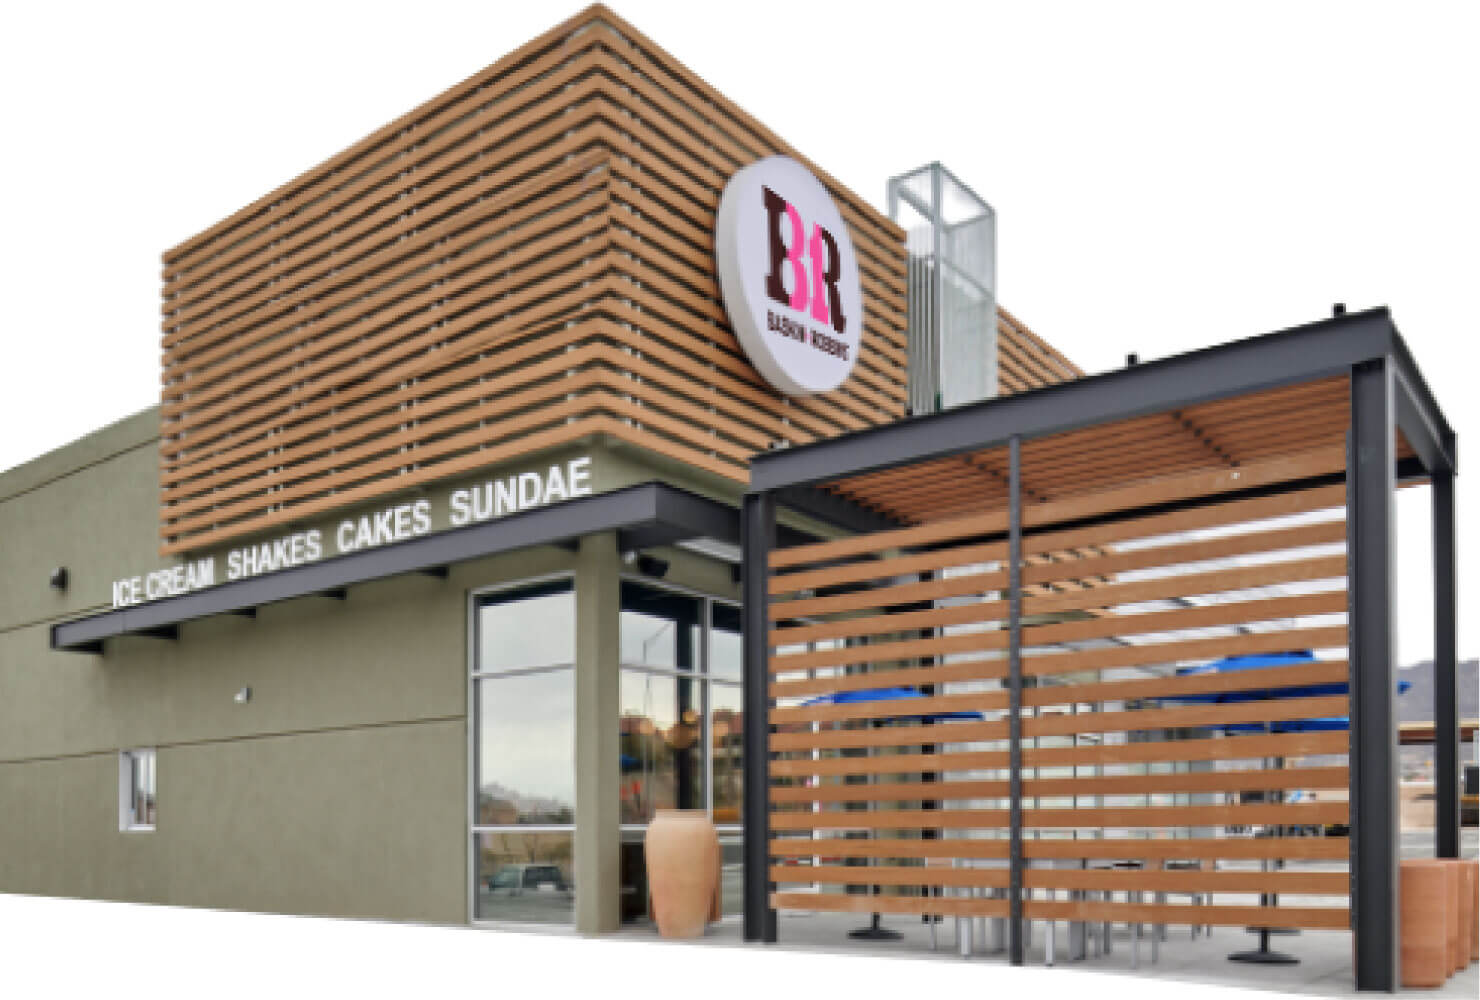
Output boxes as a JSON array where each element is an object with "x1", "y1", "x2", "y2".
[
  {"x1": 1438, "y1": 859, "x2": 1466, "y2": 974},
  {"x1": 1400, "y1": 859, "x2": 1451, "y2": 987},
  {"x1": 1470, "y1": 861, "x2": 1479, "y2": 965},
  {"x1": 1442, "y1": 858, "x2": 1478, "y2": 970},
  {"x1": 644, "y1": 809, "x2": 720, "y2": 938}
]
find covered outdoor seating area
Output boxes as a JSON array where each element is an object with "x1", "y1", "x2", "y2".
[{"x1": 737, "y1": 308, "x2": 1464, "y2": 991}]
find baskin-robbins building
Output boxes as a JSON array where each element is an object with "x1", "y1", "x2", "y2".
[{"x1": 1, "y1": 5, "x2": 1469, "y2": 993}]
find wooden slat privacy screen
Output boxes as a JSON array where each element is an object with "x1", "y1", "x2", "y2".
[
  {"x1": 766, "y1": 445, "x2": 1352, "y2": 931},
  {"x1": 156, "y1": 5, "x2": 914, "y2": 556}
]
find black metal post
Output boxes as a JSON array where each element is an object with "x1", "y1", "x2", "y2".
[
  {"x1": 742, "y1": 491, "x2": 777, "y2": 943},
  {"x1": 1433, "y1": 470, "x2": 1459, "y2": 859},
  {"x1": 1007, "y1": 435, "x2": 1024, "y2": 965},
  {"x1": 1348, "y1": 359, "x2": 1399, "y2": 992}
]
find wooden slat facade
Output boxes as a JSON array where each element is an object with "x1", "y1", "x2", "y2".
[
  {"x1": 766, "y1": 441, "x2": 1353, "y2": 930},
  {"x1": 998, "y1": 306, "x2": 1082, "y2": 396},
  {"x1": 158, "y1": 6, "x2": 927, "y2": 555}
]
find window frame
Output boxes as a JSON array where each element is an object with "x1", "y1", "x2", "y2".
[
  {"x1": 467, "y1": 572, "x2": 578, "y2": 930},
  {"x1": 464, "y1": 571, "x2": 743, "y2": 928},
  {"x1": 118, "y1": 748, "x2": 156, "y2": 833},
  {"x1": 617, "y1": 575, "x2": 742, "y2": 836}
]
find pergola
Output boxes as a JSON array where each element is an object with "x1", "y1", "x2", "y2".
[{"x1": 739, "y1": 307, "x2": 1459, "y2": 991}]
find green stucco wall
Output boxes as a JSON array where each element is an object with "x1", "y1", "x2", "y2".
[{"x1": 0, "y1": 414, "x2": 743, "y2": 927}]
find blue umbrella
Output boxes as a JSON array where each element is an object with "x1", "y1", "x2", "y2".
[
  {"x1": 800, "y1": 686, "x2": 985, "y2": 722},
  {"x1": 798, "y1": 686, "x2": 983, "y2": 942},
  {"x1": 1166, "y1": 650, "x2": 1409, "y2": 731}
]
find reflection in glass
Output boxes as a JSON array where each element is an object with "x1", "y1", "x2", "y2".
[
  {"x1": 710, "y1": 602, "x2": 742, "y2": 680},
  {"x1": 476, "y1": 669, "x2": 575, "y2": 824},
  {"x1": 477, "y1": 582, "x2": 575, "y2": 673},
  {"x1": 619, "y1": 832, "x2": 650, "y2": 924},
  {"x1": 475, "y1": 830, "x2": 575, "y2": 924},
  {"x1": 620, "y1": 582, "x2": 700, "y2": 670},
  {"x1": 619, "y1": 669, "x2": 702, "y2": 823},
  {"x1": 719, "y1": 838, "x2": 743, "y2": 916},
  {"x1": 711, "y1": 681, "x2": 743, "y2": 824},
  {"x1": 128, "y1": 750, "x2": 156, "y2": 828}
]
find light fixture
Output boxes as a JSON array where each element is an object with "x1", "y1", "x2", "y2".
[
  {"x1": 234, "y1": 687, "x2": 252, "y2": 705},
  {"x1": 49, "y1": 567, "x2": 68, "y2": 591},
  {"x1": 636, "y1": 554, "x2": 669, "y2": 579}
]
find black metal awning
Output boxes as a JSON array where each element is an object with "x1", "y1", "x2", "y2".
[
  {"x1": 52, "y1": 481, "x2": 746, "y2": 654},
  {"x1": 749, "y1": 307, "x2": 1455, "y2": 495}
]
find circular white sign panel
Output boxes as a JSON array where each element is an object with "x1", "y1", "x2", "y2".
[{"x1": 714, "y1": 156, "x2": 863, "y2": 396}]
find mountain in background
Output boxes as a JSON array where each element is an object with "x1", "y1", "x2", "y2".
[
  {"x1": 1396, "y1": 658, "x2": 1479, "y2": 723},
  {"x1": 477, "y1": 782, "x2": 573, "y2": 824},
  {"x1": 1396, "y1": 658, "x2": 1478, "y2": 777}
]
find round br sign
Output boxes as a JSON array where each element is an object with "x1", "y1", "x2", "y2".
[{"x1": 714, "y1": 156, "x2": 863, "y2": 397}]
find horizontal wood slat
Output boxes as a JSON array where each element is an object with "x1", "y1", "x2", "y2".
[
  {"x1": 1019, "y1": 899, "x2": 1350, "y2": 931},
  {"x1": 770, "y1": 802, "x2": 1346, "y2": 832},
  {"x1": 768, "y1": 550, "x2": 1346, "y2": 626},
  {"x1": 770, "y1": 732, "x2": 1349, "y2": 779},
  {"x1": 767, "y1": 895, "x2": 1346, "y2": 929},
  {"x1": 770, "y1": 892, "x2": 1009, "y2": 919},
  {"x1": 768, "y1": 837, "x2": 1350, "y2": 862},
  {"x1": 773, "y1": 865, "x2": 1009, "y2": 890},
  {"x1": 769, "y1": 577, "x2": 1347, "y2": 651},
  {"x1": 771, "y1": 866, "x2": 1348, "y2": 896},
  {"x1": 771, "y1": 626, "x2": 1349, "y2": 695},
  {"x1": 771, "y1": 658, "x2": 1350, "y2": 726},
  {"x1": 769, "y1": 766, "x2": 1350, "y2": 804},
  {"x1": 770, "y1": 695, "x2": 1347, "y2": 753}
]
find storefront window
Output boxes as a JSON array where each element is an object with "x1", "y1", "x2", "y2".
[
  {"x1": 470, "y1": 576, "x2": 742, "y2": 927},
  {"x1": 710, "y1": 602, "x2": 742, "y2": 681},
  {"x1": 710, "y1": 681, "x2": 743, "y2": 824},
  {"x1": 618, "y1": 581, "x2": 742, "y2": 923},
  {"x1": 473, "y1": 579, "x2": 575, "y2": 924},
  {"x1": 477, "y1": 581, "x2": 575, "y2": 672},
  {"x1": 619, "y1": 581, "x2": 701, "y2": 670},
  {"x1": 474, "y1": 830, "x2": 574, "y2": 924},
  {"x1": 476, "y1": 669, "x2": 575, "y2": 824},
  {"x1": 619, "y1": 669, "x2": 702, "y2": 822}
]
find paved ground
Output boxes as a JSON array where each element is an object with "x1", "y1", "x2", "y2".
[
  {"x1": 626, "y1": 910, "x2": 1477, "y2": 998},
  {"x1": 1402, "y1": 827, "x2": 1479, "y2": 858},
  {"x1": 618, "y1": 830, "x2": 1479, "y2": 998}
]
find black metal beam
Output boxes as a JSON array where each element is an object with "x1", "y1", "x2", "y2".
[
  {"x1": 774, "y1": 484, "x2": 901, "y2": 536},
  {"x1": 51, "y1": 483, "x2": 738, "y2": 653},
  {"x1": 227, "y1": 607, "x2": 256, "y2": 618},
  {"x1": 419, "y1": 566, "x2": 449, "y2": 580},
  {"x1": 750, "y1": 309, "x2": 1436, "y2": 493},
  {"x1": 1389, "y1": 332, "x2": 1457, "y2": 474},
  {"x1": 1433, "y1": 469, "x2": 1460, "y2": 858},
  {"x1": 741, "y1": 491, "x2": 777, "y2": 944},
  {"x1": 322, "y1": 588, "x2": 348, "y2": 601},
  {"x1": 137, "y1": 625, "x2": 178, "y2": 641},
  {"x1": 1007, "y1": 435, "x2": 1024, "y2": 966},
  {"x1": 1348, "y1": 358, "x2": 1399, "y2": 992}
]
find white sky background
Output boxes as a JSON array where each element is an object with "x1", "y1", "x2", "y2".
[{"x1": 0, "y1": 1, "x2": 1474, "y2": 666}]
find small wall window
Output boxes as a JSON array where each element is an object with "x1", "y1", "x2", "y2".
[{"x1": 119, "y1": 749, "x2": 156, "y2": 831}]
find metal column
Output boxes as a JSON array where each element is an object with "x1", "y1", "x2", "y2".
[
  {"x1": 1348, "y1": 359, "x2": 1399, "y2": 991},
  {"x1": 1008, "y1": 435, "x2": 1025, "y2": 965},
  {"x1": 742, "y1": 491, "x2": 778, "y2": 943},
  {"x1": 1433, "y1": 470, "x2": 1460, "y2": 859}
]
